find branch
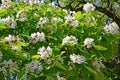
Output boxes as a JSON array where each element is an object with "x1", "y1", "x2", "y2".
[{"x1": 94, "y1": 5, "x2": 120, "y2": 27}]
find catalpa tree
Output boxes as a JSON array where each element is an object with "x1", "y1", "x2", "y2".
[{"x1": 0, "y1": 0, "x2": 120, "y2": 80}]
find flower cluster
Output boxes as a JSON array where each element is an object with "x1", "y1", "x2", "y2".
[
  {"x1": 103, "y1": 22, "x2": 119, "y2": 34},
  {"x1": 51, "y1": 17, "x2": 63, "y2": 23},
  {"x1": 4, "y1": 35, "x2": 20, "y2": 43},
  {"x1": 25, "y1": 60, "x2": 43, "y2": 74},
  {"x1": 70, "y1": 54, "x2": 86, "y2": 64},
  {"x1": 65, "y1": 11, "x2": 79, "y2": 28},
  {"x1": 11, "y1": 45, "x2": 19, "y2": 51},
  {"x1": 37, "y1": 46, "x2": 52, "y2": 59},
  {"x1": 71, "y1": 20, "x2": 79, "y2": 28},
  {"x1": 16, "y1": 0, "x2": 42, "y2": 5},
  {"x1": 0, "y1": 59, "x2": 19, "y2": 75},
  {"x1": 1, "y1": 16, "x2": 17, "y2": 29},
  {"x1": 84, "y1": 38, "x2": 94, "y2": 48},
  {"x1": 4, "y1": 35, "x2": 20, "y2": 51},
  {"x1": 1, "y1": 0, "x2": 11, "y2": 8},
  {"x1": 83, "y1": 3, "x2": 95, "y2": 12},
  {"x1": 30, "y1": 32, "x2": 45, "y2": 43},
  {"x1": 92, "y1": 57, "x2": 105, "y2": 71},
  {"x1": 62, "y1": 35, "x2": 78, "y2": 45},
  {"x1": 16, "y1": 9, "x2": 29, "y2": 22},
  {"x1": 36, "y1": 17, "x2": 49, "y2": 28}
]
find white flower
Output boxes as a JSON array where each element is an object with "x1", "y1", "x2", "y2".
[
  {"x1": 37, "y1": 46, "x2": 52, "y2": 59},
  {"x1": 71, "y1": 20, "x2": 79, "y2": 28},
  {"x1": 70, "y1": 54, "x2": 77, "y2": 63},
  {"x1": 92, "y1": 57, "x2": 105, "y2": 71},
  {"x1": 4, "y1": 35, "x2": 12, "y2": 42},
  {"x1": 16, "y1": 9, "x2": 29, "y2": 22},
  {"x1": 103, "y1": 22, "x2": 119, "y2": 34},
  {"x1": 84, "y1": 38, "x2": 94, "y2": 48},
  {"x1": 62, "y1": 35, "x2": 78, "y2": 45},
  {"x1": 65, "y1": 14, "x2": 76, "y2": 23},
  {"x1": 70, "y1": 54, "x2": 86, "y2": 64},
  {"x1": 16, "y1": 0, "x2": 41, "y2": 5},
  {"x1": 30, "y1": 32, "x2": 45, "y2": 43},
  {"x1": 83, "y1": 3, "x2": 95, "y2": 12},
  {"x1": 36, "y1": 17, "x2": 48, "y2": 28},
  {"x1": 25, "y1": 60, "x2": 43, "y2": 74},
  {"x1": 1, "y1": 0, "x2": 11, "y2": 8},
  {"x1": 76, "y1": 55, "x2": 86, "y2": 64},
  {"x1": 0, "y1": 59, "x2": 19, "y2": 75},
  {"x1": 2, "y1": 16, "x2": 16, "y2": 29},
  {"x1": 11, "y1": 46, "x2": 19, "y2": 51},
  {"x1": 4, "y1": 35, "x2": 20, "y2": 42},
  {"x1": 51, "y1": 17, "x2": 63, "y2": 23}
]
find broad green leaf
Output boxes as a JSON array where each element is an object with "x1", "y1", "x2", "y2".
[
  {"x1": 0, "y1": 20, "x2": 6, "y2": 29},
  {"x1": 32, "y1": 55, "x2": 40, "y2": 60},
  {"x1": 60, "y1": 51, "x2": 66, "y2": 55},
  {"x1": 16, "y1": 42, "x2": 29, "y2": 47},
  {"x1": 95, "y1": 72, "x2": 105, "y2": 80},
  {"x1": 85, "y1": 66, "x2": 97, "y2": 74},
  {"x1": 54, "y1": 61, "x2": 67, "y2": 71},
  {"x1": 46, "y1": 36, "x2": 57, "y2": 40},
  {"x1": 93, "y1": 45, "x2": 107, "y2": 51},
  {"x1": 75, "y1": 11, "x2": 82, "y2": 20}
]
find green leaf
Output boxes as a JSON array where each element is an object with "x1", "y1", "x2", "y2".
[
  {"x1": 16, "y1": 42, "x2": 29, "y2": 47},
  {"x1": 93, "y1": 45, "x2": 107, "y2": 51},
  {"x1": 32, "y1": 55, "x2": 40, "y2": 60},
  {"x1": 0, "y1": 20, "x2": 6, "y2": 29},
  {"x1": 54, "y1": 61, "x2": 67, "y2": 71},
  {"x1": 85, "y1": 66, "x2": 97, "y2": 74},
  {"x1": 75, "y1": 11, "x2": 82, "y2": 20},
  {"x1": 95, "y1": 72, "x2": 105, "y2": 80},
  {"x1": 46, "y1": 36, "x2": 57, "y2": 40}
]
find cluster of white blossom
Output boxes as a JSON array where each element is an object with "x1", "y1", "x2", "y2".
[
  {"x1": 11, "y1": 45, "x2": 19, "y2": 51},
  {"x1": 92, "y1": 57, "x2": 105, "y2": 71},
  {"x1": 16, "y1": 0, "x2": 42, "y2": 5},
  {"x1": 4, "y1": 35, "x2": 20, "y2": 51},
  {"x1": 103, "y1": 22, "x2": 119, "y2": 34},
  {"x1": 37, "y1": 46, "x2": 52, "y2": 59},
  {"x1": 71, "y1": 20, "x2": 79, "y2": 28},
  {"x1": 36, "y1": 17, "x2": 49, "y2": 28},
  {"x1": 25, "y1": 60, "x2": 43, "y2": 74},
  {"x1": 62, "y1": 35, "x2": 78, "y2": 45},
  {"x1": 0, "y1": 59, "x2": 19, "y2": 75},
  {"x1": 83, "y1": 3, "x2": 95, "y2": 12},
  {"x1": 84, "y1": 38, "x2": 94, "y2": 48},
  {"x1": 16, "y1": 9, "x2": 29, "y2": 22},
  {"x1": 65, "y1": 14, "x2": 75, "y2": 23},
  {"x1": 1, "y1": 16, "x2": 17, "y2": 29},
  {"x1": 65, "y1": 11, "x2": 79, "y2": 28},
  {"x1": 29, "y1": 0, "x2": 41, "y2": 5},
  {"x1": 70, "y1": 54, "x2": 86, "y2": 64},
  {"x1": 30, "y1": 32, "x2": 45, "y2": 43},
  {"x1": 4, "y1": 35, "x2": 20, "y2": 42},
  {"x1": 1, "y1": 0, "x2": 11, "y2": 8},
  {"x1": 51, "y1": 17, "x2": 63, "y2": 23}
]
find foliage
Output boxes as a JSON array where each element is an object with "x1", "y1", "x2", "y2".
[{"x1": 0, "y1": 1, "x2": 119, "y2": 80}]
